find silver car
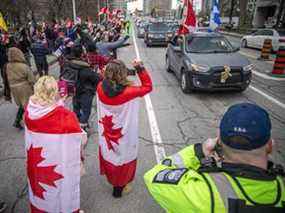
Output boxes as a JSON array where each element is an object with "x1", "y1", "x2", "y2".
[{"x1": 166, "y1": 32, "x2": 253, "y2": 93}]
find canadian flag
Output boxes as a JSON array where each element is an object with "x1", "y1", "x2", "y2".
[
  {"x1": 66, "y1": 18, "x2": 73, "y2": 29},
  {"x1": 99, "y1": 7, "x2": 110, "y2": 16},
  {"x1": 178, "y1": 0, "x2": 196, "y2": 35},
  {"x1": 25, "y1": 100, "x2": 85, "y2": 213},
  {"x1": 97, "y1": 71, "x2": 152, "y2": 187}
]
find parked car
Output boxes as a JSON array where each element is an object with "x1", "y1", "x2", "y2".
[
  {"x1": 144, "y1": 22, "x2": 171, "y2": 47},
  {"x1": 166, "y1": 32, "x2": 253, "y2": 93},
  {"x1": 241, "y1": 29, "x2": 285, "y2": 52}
]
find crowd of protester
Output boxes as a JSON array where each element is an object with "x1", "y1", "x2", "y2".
[
  {"x1": 0, "y1": 15, "x2": 151, "y2": 212},
  {"x1": 0, "y1": 16, "x2": 131, "y2": 130}
]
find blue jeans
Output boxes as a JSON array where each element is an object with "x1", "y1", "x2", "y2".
[{"x1": 73, "y1": 93, "x2": 94, "y2": 124}]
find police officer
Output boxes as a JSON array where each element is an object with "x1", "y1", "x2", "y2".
[{"x1": 144, "y1": 103, "x2": 285, "y2": 213}]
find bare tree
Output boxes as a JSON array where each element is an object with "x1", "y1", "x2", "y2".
[{"x1": 239, "y1": 0, "x2": 248, "y2": 29}]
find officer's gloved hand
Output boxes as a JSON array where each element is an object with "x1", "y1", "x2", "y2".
[
  {"x1": 202, "y1": 138, "x2": 224, "y2": 162},
  {"x1": 124, "y1": 35, "x2": 130, "y2": 40},
  {"x1": 132, "y1": 59, "x2": 145, "y2": 73}
]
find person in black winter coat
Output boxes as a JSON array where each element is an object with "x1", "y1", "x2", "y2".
[
  {"x1": 0, "y1": 35, "x2": 11, "y2": 100},
  {"x1": 31, "y1": 37, "x2": 50, "y2": 76},
  {"x1": 66, "y1": 45, "x2": 101, "y2": 130},
  {"x1": 17, "y1": 28, "x2": 31, "y2": 66}
]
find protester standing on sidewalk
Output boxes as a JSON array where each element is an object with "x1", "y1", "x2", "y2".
[
  {"x1": 0, "y1": 33, "x2": 10, "y2": 100},
  {"x1": 17, "y1": 28, "x2": 31, "y2": 66},
  {"x1": 97, "y1": 59, "x2": 152, "y2": 198},
  {"x1": 24, "y1": 76, "x2": 85, "y2": 213},
  {"x1": 31, "y1": 35, "x2": 50, "y2": 76},
  {"x1": 6, "y1": 47, "x2": 35, "y2": 129},
  {"x1": 96, "y1": 34, "x2": 129, "y2": 57},
  {"x1": 62, "y1": 44, "x2": 101, "y2": 131}
]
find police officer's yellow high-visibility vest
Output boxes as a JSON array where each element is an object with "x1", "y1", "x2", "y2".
[{"x1": 144, "y1": 144, "x2": 285, "y2": 213}]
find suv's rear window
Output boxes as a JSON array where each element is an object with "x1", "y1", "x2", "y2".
[{"x1": 148, "y1": 23, "x2": 169, "y2": 32}]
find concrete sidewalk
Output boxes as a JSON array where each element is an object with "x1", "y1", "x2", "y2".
[{"x1": 0, "y1": 55, "x2": 57, "y2": 97}]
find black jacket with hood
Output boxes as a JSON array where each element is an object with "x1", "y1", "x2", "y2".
[{"x1": 62, "y1": 57, "x2": 101, "y2": 96}]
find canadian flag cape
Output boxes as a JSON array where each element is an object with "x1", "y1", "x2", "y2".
[
  {"x1": 97, "y1": 94, "x2": 139, "y2": 187},
  {"x1": 97, "y1": 71, "x2": 152, "y2": 187},
  {"x1": 24, "y1": 100, "x2": 84, "y2": 213}
]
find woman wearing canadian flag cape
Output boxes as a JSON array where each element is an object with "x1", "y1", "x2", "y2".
[
  {"x1": 24, "y1": 76, "x2": 86, "y2": 213},
  {"x1": 97, "y1": 59, "x2": 152, "y2": 197}
]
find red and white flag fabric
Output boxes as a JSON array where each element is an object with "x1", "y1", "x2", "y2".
[
  {"x1": 99, "y1": 7, "x2": 110, "y2": 16},
  {"x1": 66, "y1": 18, "x2": 73, "y2": 29},
  {"x1": 25, "y1": 100, "x2": 85, "y2": 213},
  {"x1": 97, "y1": 71, "x2": 152, "y2": 187},
  {"x1": 178, "y1": 0, "x2": 196, "y2": 35}
]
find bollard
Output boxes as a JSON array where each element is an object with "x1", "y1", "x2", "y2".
[
  {"x1": 272, "y1": 38, "x2": 285, "y2": 76},
  {"x1": 258, "y1": 39, "x2": 272, "y2": 60}
]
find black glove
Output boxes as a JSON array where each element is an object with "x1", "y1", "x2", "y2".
[
  {"x1": 124, "y1": 35, "x2": 130, "y2": 40},
  {"x1": 134, "y1": 63, "x2": 145, "y2": 73}
]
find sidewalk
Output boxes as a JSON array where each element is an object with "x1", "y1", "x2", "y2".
[{"x1": 0, "y1": 55, "x2": 57, "y2": 97}]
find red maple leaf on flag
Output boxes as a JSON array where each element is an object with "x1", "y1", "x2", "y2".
[
  {"x1": 27, "y1": 145, "x2": 64, "y2": 200},
  {"x1": 99, "y1": 115, "x2": 123, "y2": 151}
]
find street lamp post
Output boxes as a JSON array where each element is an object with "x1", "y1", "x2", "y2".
[{"x1": 72, "y1": 0, "x2": 76, "y2": 22}]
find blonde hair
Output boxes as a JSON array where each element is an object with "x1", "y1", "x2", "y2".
[
  {"x1": 104, "y1": 60, "x2": 132, "y2": 87},
  {"x1": 31, "y1": 76, "x2": 58, "y2": 106}
]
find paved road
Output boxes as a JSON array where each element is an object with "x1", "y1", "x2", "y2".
[{"x1": 0, "y1": 33, "x2": 284, "y2": 213}]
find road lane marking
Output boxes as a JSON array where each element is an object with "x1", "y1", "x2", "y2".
[
  {"x1": 249, "y1": 86, "x2": 285, "y2": 109},
  {"x1": 252, "y1": 70, "x2": 285, "y2": 81},
  {"x1": 132, "y1": 24, "x2": 166, "y2": 163},
  {"x1": 239, "y1": 52, "x2": 285, "y2": 81}
]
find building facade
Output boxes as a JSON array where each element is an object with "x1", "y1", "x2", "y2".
[
  {"x1": 143, "y1": 0, "x2": 172, "y2": 15},
  {"x1": 252, "y1": 0, "x2": 284, "y2": 28}
]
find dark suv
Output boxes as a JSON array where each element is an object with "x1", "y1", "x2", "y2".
[
  {"x1": 144, "y1": 22, "x2": 171, "y2": 47},
  {"x1": 166, "y1": 33, "x2": 253, "y2": 93}
]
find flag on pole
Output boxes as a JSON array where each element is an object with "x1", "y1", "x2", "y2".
[
  {"x1": 66, "y1": 18, "x2": 73, "y2": 28},
  {"x1": 75, "y1": 16, "x2": 82, "y2": 25},
  {"x1": 0, "y1": 12, "x2": 8, "y2": 32},
  {"x1": 99, "y1": 7, "x2": 110, "y2": 16},
  {"x1": 25, "y1": 101, "x2": 85, "y2": 212},
  {"x1": 210, "y1": 0, "x2": 221, "y2": 30},
  {"x1": 178, "y1": 0, "x2": 196, "y2": 35}
]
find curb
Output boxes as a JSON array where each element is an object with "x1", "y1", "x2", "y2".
[{"x1": 268, "y1": 73, "x2": 285, "y2": 78}]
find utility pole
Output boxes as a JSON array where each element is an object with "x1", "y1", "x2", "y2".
[
  {"x1": 72, "y1": 0, "x2": 76, "y2": 22},
  {"x1": 98, "y1": 0, "x2": 101, "y2": 23}
]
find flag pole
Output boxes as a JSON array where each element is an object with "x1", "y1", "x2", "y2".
[{"x1": 72, "y1": 0, "x2": 76, "y2": 23}]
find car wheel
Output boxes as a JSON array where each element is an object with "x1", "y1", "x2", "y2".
[
  {"x1": 180, "y1": 70, "x2": 192, "y2": 94},
  {"x1": 241, "y1": 39, "x2": 247, "y2": 48},
  {"x1": 165, "y1": 56, "x2": 172, "y2": 73}
]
